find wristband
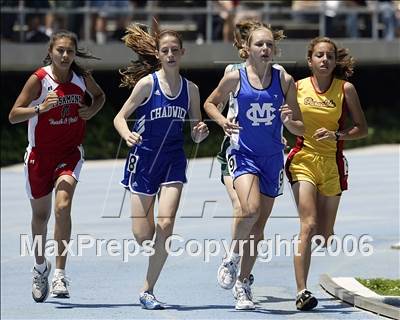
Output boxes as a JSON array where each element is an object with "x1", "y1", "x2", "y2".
[{"x1": 34, "y1": 104, "x2": 40, "y2": 114}]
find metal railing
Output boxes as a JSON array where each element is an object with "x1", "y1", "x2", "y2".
[{"x1": 0, "y1": 0, "x2": 396, "y2": 43}]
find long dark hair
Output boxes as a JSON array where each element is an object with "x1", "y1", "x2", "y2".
[
  {"x1": 119, "y1": 23, "x2": 183, "y2": 89},
  {"x1": 43, "y1": 30, "x2": 100, "y2": 77},
  {"x1": 307, "y1": 37, "x2": 355, "y2": 79}
]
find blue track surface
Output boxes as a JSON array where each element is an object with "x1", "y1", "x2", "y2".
[{"x1": 1, "y1": 145, "x2": 399, "y2": 319}]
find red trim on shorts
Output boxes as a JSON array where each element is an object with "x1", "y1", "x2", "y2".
[
  {"x1": 285, "y1": 136, "x2": 304, "y2": 184},
  {"x1": 336, "y1": 84, "x2": 348, "y2": 191},
  {"x1": 336, "y1": 153, "x2": 348, "y2": 191}
]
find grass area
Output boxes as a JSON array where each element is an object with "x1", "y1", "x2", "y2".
[
  {"x1": 356, "y1": 278, "x2": 400, "y2": 296},
  {"x1": 1, "y1": 99, "x2": 400, "y2": 166}
]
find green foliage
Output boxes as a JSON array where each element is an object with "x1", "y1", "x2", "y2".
[
  {"x1": 2, "y1": 66, "x2": 400, "y2": 166},
  {"x1": 183, "y1": 120, "x2": 224, "y2": 158},
  {"x1": 82, "y1": 103, "x2": 122, "y2": 160},
  {"x1": 1, "y1": 124, "x2": 27, "y2": 165},
  {"x1": 2, "y1": 101, "x2": 400, "y2": 166},
  {"x1": 356, "y1": 278, "x2": 400, "y2": 296}
]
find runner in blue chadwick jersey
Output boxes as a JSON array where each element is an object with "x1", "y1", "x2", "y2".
[
  {"x1": 121, "y1": 71, "x2": 190, "y2": 195},
  {"x1": 114, "y1": 26, "x2": 208, "y2": 310}
]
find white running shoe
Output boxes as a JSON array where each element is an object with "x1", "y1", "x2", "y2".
[
  {"x1": 51, "y1": 273, "x2": 70, "y2": 298},
  {"x1": 32, "y1": 259, "x2": 51, "y2": 303},
  {"x1": 233, "y1": 273, "x2": 254, "y2": 299},
  {"x1": 139, "y1": 291, "x2": 165, "y2": 310},
  {"x1": 217, "y1": 255, "x2": 240, "y2": 289},
  {"x1": 234, "y1": 278, "x2": 255, "y2": 310}
]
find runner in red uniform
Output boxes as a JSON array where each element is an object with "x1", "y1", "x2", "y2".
[{"x1": 9, "y1": 30, "x2": 105, "y2": 302}]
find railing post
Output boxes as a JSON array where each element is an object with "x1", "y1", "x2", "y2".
[
  {"x1": 371, "y1": 1, "x2": 379, "y2": 40},
  {"x1": 83, "y1": 0, "x2": 91, "y2": 43},
  {"x1": 263, "y1": 2, "x2": 270, "y2": 24},
  {"x1": 147, "y1": 0, "x2": 154, "y2": 29},
  {"x1": 18, "y1": 0, "x2": 25, "y2": 43},
  {"x1": 1, "y1": 3, "x2": 390, "y2": 43},
  {"x1": 206, "y1": 0, "x2": 212, "y2": 44},
  {"x1": 319, "y1": 1, "x2": 326, "y2": 36}
]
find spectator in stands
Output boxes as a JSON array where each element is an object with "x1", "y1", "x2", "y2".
[
  {"x1": 26, "y1": 16, "x2": 50, "y2": 43},
  {"x1": 234, "y1": 1, "x2": 264, "y2": 25},
  {"x1": 189, "y1": 0, "x2": 207, "y2": 44},
  {"x1": 378, "y1": 0, "x2": 398, "y2": 40},
  {"x1": 45, "y1": 0, "x2": 85, "y2": 39},
  {"x1": 324, "y1": 0, "x2": 342, "y2": 37},
  {"x1": 213, "y1": 0, "x2": 238, "y2": 42},
  {"x1": 0, "y1": 0, "x2": 18, "y2": 41},
  {"x1": 344, "y1": 0, "x2": 367, "y2": 38},
  {"x1": 90, "y1": 0, "x2": 133, "y2": 44},
  {"x1": 396, "y1": 1, "x2": 400, "y2": 37},
  {"x1": 25, "y1": 0, "x2": 50, "y2": 43},
  {"x1": 291, "y1": 0, "x2": 321, "y2": 24},
  {"x1": 323, "y1": 0, "x2": 367, "y2": 38}
]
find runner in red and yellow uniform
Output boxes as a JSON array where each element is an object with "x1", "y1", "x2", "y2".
[{"x1": 285, "y1": 37, "x2": 368, "y2": 311}]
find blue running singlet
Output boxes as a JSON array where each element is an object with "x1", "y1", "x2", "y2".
[
  {"x1": 230, "y1": 65, "x2": 285, "y2": 157},
  {"x1": 121, "y1": 72, "x2": 190, "y2": 195}
]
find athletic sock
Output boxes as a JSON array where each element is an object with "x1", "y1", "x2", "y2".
[
  {"x1": 297, "y1": 288, "x2": 307, "y2": 296},
  {"x1": 227, "y1": 251, "x2": 240, "y2": 262},
  {"x1": 34, "y1": 260, "x2": 47, "y2": 274},
  {"x1": 54, "y1": 268, "x2": 65, "y2": 278}
]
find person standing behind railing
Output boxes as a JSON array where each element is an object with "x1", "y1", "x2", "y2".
[
  {"x1": 0, "y1": 0, "x2": 18, "y2": 41},
  {"x1": 378, "y1": 0, "x2": 398, "y2": 40},
  {"x1": 45, "y1": 0, "x2": 85, "y2": 39},
  {"x1": 90, "y1": 0, "x2": 133, "y2": 44},
  {"x1": 213, "y1": 0, "x2": 238, "y2": 42},
  {"x1": 344, "y1": 0, "x2": 367, "y2": 38},
  {"x1": 25, "y1": 0, "x2": 50, "y2": 42},
  {"x1": 291, "y1": 0, "x2": 321, "y2": 24}
]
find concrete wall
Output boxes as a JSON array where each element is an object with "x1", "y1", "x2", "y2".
[{"x1": 1, "y1": 40, "x2": 399, "y2": 71}]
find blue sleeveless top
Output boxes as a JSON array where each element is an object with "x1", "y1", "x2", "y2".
[
  {"x1": 131, "y1": 72, "x2": 190, "y2": 152},
  {"x1": 231, "y1": 66, "x2": 285, "y2": 156}
]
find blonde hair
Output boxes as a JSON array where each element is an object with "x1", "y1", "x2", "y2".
[
  {"x1": 233, "y1": 19, "x2": 263, "y2": 59},
  {"x1": 233, "y1": 19, "x2": 285, "y2": 59}
]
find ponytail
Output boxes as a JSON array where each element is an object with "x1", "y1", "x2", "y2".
[{"x1": 119, "y1": 24, "x2": 160, "y2": 88}]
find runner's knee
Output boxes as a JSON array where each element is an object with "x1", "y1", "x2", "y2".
[
  {"x1": 134, "y1": 232, "x2": 154, "y2": 246},
  {"x1": 157, "y1": 218, "x2": 175, "y2": 235},
  {"x1": 300, "y1": 220, "x2": 317, "y2": 238}
]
